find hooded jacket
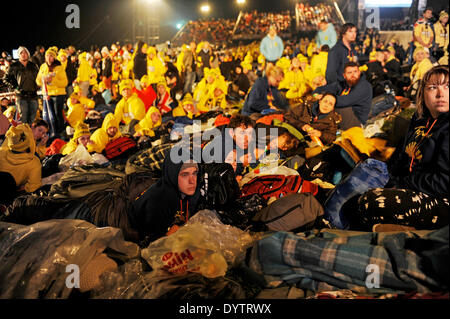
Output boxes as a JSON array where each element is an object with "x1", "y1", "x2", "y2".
[
  {"x1": 134, "y1": 106, "x2": 162, "y2": 137},
  {"x1": 279, "y1": 68, "x2": 307, "y2": 100},
  {"x1": 128, "y1": 148, "x2": 202, "y2": 242},
  {"x1": 87, "y1": 113, "x2": 122, "y2": 153},
  {"x1": 0, "y1": 124, "x2": 41, "y2": 192},
  {"x1": 3, "y1": 60, "x2": 40, "y2": 98},
  {"x1": 325, "y1": 40, "x2": 357, "y2": 84},
  {"x1": 387, "y1": 111, "x2": 449, "y2": 198},
  {"x1": 66, "y1": 95, "x2": 95, "y2": 128},
  {"x1": 242, "y1": 76, "x2": 289, "y2": 115},
  {"x1": 114, "y1": 93, "x2": 146, "y2": 125}
]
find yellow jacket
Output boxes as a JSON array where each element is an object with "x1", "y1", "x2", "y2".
[
  {"x1": 310, "y1": 51, "x2": 328, "y2": 77},
  {"x1": 147, "y1": 56, "x2": 166, "y2": 84},
  {"x1": 0, "y1": 125, "x2": 41, "y2": 192},
  {"x1": 413, "y1": 20, "x2": 434, "y2": 47},
  {"x1": 87, "y1": 113, "x2": 122, "y2": 153},
  {"x1": 197, "y1": 78, "x2": 228, "y2": 112},
  {"x1": 114, "y1": 93, "x2": 146, "y2": 125},
  {"x1": 279, "y1": 69, "x2": 307, "y2": 99},
  {"x1": 434, "y1": 22, "x2": 449, "y2": 48},
  {"x1": 66, "y1": 97, "x2": 95, "y2": 128},
  {"x1": 76, "y1": 54, "x2": 92, "y2": 82},
  {"x1": 134, "y1": 106, "x2": 162, "y2": 137},
  {"x1": 36, "y1": 63, "x2": 68, "y2": 96},
  {"x1": 410, "y1": 58, "x2": 434, "y2": 83}
]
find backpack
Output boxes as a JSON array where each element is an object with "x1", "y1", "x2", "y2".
[
  {"x1": 198, "y1": 163, "x2": 241, "y2": 211},
  {"x1": 104, "y1": 136, "x2": 137, "y2": 160},
  {"x1": 251, "y1": 193, "x2": 324, "y2": 233},
  {"x1": 240, "y1": 174, "x2": 318, "y2": 201}
]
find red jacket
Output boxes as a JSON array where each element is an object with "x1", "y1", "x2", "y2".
[{"x1": 133, "y1": 86, "x2": 157, "y2": 112}]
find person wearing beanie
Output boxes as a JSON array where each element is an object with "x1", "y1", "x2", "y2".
[
  {"x1": 87, "y1": 113, "x2": 122, "y2": 154},
  {"x1": 60, "y1": 122, "x2": 93, "y2": 155},
  {"x1": 128, "y1": 150, "x2": 202, "y2": 243},
  {"x1": 114, "y1": 79, "x2": 146, "y2": 125},
  {"x1": 434, "y1": 11, "x2": 449, "y2": 61},
  {"x1": 2, "y1": 46, "x2": 40, "y2": 125},
  {"x1": 408, "y1": 46, "x2": 435, "y2": 99},
  {"x1": 197, "y1": 77, "x2": 228, "y2": 112},
  {"x1": 36, "y1": 46, "x2": 68, "y2": 135},
  {"x1": 0, "y1": 124, "x2": 42, "y2": 195},
  {"x1": 101, "y1": 46, "x2": 113, "y2": 89}
]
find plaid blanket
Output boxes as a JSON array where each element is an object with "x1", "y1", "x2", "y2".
[{"x1": 249, "y1": 227, "x2": 449, "y2": 294}]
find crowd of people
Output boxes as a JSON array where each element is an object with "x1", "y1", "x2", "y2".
[
  {"x1": 0, "y1": 5, "x2": 448, "y2": 298},
  {"x1": 296, "y1": 2, "x2": 338, "y2": 31},
  {"x1": 173, "y1": 18, "x2": 236, "y2": 47},
  {"x1": 234, "y1": 10, "x2": 293, "y2": 40}
]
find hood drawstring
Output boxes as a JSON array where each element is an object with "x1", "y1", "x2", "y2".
[
  {"x1": 409, "y1": 118, "x2": 437, "y2": 172},
  {"x1": 179, "y1": 199, "x2": 189, "y2": 223}
]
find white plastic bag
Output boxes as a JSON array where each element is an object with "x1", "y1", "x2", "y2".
[
  {"x1": 141, "y1": 210, "x2": 259, "y2": 278},
  {"x1": 58, "y1": 144, "x2": 94, "y2": 171}
]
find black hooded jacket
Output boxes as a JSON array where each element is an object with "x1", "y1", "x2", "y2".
[
  {"x1": 128, "y1": 147, "x2": 202, "y2": 243},
  {"x1": 387, "y1": 111, "x2": 449, "y2": 198}
]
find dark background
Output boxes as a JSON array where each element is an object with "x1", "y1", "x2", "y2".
[{"x1": 1, "y1": 0, "x2": 297, "y2": 54}]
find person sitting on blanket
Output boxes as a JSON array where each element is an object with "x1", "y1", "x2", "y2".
[
  {"x1": 154, "y1": 78, "x2": 176, "y2": 115},
  {"x1": 128, "y1": 155, "x2": 202, "y2": 245},
  {"x1": 284, "y1": 92, "x2": 342, "y2": 146},
  {"x1": 343, "y1": 65, "x2": 449, "y2": 231},
  {"x1": 87, "y1": 113, "x2": 122, "y2": 154},
  {"x1": 172, "y1": 93, "x2": 200, "y2": 119},
  {"x1": 59, "y1": 122, "x2": 93, "y2": 155}
]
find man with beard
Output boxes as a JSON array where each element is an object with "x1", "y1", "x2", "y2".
[{"x1": 313, "y1": 62, "x2": 372, "y2": 130}]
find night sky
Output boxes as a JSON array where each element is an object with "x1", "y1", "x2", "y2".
[{"x1": 1, "y1": 0, "x2": 299, "y2": 54}]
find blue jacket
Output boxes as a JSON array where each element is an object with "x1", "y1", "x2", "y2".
[
  {"x1": 260, "y1": 35, "x2": 284, "y2": 62},
  {"x1": 313, "y1": 76, "x2": 373, "y2": 125},
  {"x1": 242, "y1": 76, "x2": 289, "y2": 116},
  {"x1": 325, "y1": 40, "x2": 357, "y2": 84},
  {"x1": 316, "y1": 23, "x2": 337, "y2": 49}
]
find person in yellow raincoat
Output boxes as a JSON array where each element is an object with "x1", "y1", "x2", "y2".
[
  {"x1": 193, "y1": 67, "x2": 223, "y2": 103},
  {"x1": 408, "y1": 47, "x2": 434, "y2": 98},
  {"x1": 114, "y1": 79, "x2": 146, "y2": 125},
  {"x1": 87, "y1": 113, "x2": 122, "y2": 154},
  {"x1": 0, "y1": 124, "x2": 42, "y2": 193},
  {"x1": 60, "y1": 122, "x2": 93, "y2": 155},
  {"x1": 197, "y1": 78, "x2": 228, "y2": 112},
  {"x1": 66, "y1": 90, "x2": 95, "y2": 128},
  {"x1": 279, "y1": 57, "x2": 307, "y2": 101},
  {"x1": 36, "y1": 47, "x2": 68, "y2": 135},
  {"x1": 275, "y1": 56, "x2": 291, "y2": 74},
  {"x1": 57, "y1": 49, "x2": 68, "y2": 71},
  {"x1": 75, "y1": 52, "x2": 93, "y2": 97},
  {"x1": 133, "y1": 106, "x2": 162, "y2": 137},
  {"x1": 434, "y1": 11, "x2": 449, "y2": 60},
  {"x1": 147, "y1": 46, "x2": 166, "y2": 85},
  {"x1": 172, "y1": 93, "x2": 200, "y2": 119},
  {"x1": 298, "y1": 54, "x2": 314, "y2": 90},
  {"x1": 310, "y1": 45, "x2": 329, "y2": 78}
]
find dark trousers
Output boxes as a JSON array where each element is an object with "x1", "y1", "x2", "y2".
[
  {"x1": 49, "y1": 95, "x2": 66, "y2": 134},
  {"x1": 336, "y1": 107, "x2": 363, "y2": 131}
]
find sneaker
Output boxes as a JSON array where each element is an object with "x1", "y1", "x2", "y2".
[{"x1": 372, "y1": 223, "x2": 416, "y2": 232}]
